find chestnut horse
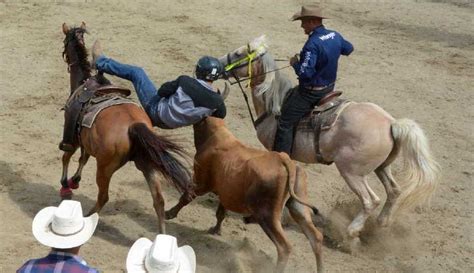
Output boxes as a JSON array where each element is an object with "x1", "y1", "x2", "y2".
[
  {"x1": 219, "y1": 35, "x2": 440, "y2": 250},
  {"x1": 59, "y1": 22, "x2": 193, "y2": 233},
  {"x1": 166, "y1": 117, "x2": 323, "y2": 273}
]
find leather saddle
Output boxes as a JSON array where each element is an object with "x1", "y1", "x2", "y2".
[
  {"x1": 296, "y1": 90, "x2": 350, "y2": 164},
  {"x1": 61, "y1": 74, "x2": 132, "y2": 149},
  {"x1": 315, "y1": 91, "x2": 342, "y2": 108}
]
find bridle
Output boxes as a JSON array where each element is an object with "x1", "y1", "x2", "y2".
[
  {"x1": 62, "y1": 28, "x2": 87, "y2": 73},
  {"x1": 224, "y1": 43, "x2": 290, "y2": 128},
  {"x1": 224, "y1": 44, "x2": 267, "y2": 87}
]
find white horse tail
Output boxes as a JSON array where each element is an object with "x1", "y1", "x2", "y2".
[{"x1": 391, "y1": 119, "x2": 440, "y2": 212}]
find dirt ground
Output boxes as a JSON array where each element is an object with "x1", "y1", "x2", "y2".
[{"x1": 0, "y1": 0, "x2": 473, "y2": 272}]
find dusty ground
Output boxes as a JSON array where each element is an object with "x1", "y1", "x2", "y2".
[{"x1": 0, "y1": 0, "x2": 473, "y2": 272}]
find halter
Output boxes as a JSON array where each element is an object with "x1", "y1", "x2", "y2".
[
  {"x1": 224, "y1": 43, "x2": 290, "y2": 129},
  {"x1": 62, "y1": 27, "x2": 88, "y2": 74},
  {"x1": 225, "y1": 44, "x2": 266, "y2": 87}
]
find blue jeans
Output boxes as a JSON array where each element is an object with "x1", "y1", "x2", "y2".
[{"x1": 95, "y1": 56, "x2": 162, "y2": 125}]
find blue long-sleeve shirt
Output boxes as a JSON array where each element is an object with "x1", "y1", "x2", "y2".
[{"x1": 292, "y1": 25, "x2": 353, "y2": 88}]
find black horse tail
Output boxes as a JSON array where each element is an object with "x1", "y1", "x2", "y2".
[{"x1": 128, "y1": 123, "x2": 193, "y2": 195}]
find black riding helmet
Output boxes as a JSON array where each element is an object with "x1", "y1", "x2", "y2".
[{"x1": 195, "y1": 56, "x2": 223, "y2": 82}]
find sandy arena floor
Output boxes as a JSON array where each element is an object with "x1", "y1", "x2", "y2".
[{"x1": 0, "y1": 0, "x2": 473, "y2": 272}]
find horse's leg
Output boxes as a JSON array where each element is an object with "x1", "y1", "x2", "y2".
[
  {"x1": 59, "y1": 149, "x2": 78, "y2": 199},
  {"x1": 375, "y1": 165, "x2": 402, "y2": 227},
  {"x1": 338, "y1": 169, "x2": 380, "y2": 250},
  {"x1": 256, "y1": 212, "x2": 291, "y2": 273},
  {"x1": 87, "y1": 159, "x2": 121, "y2": 216},
  {"x1": 208, "y1": 203, "x2": 227, "y2": 235},
  {"x1": 286, "y1": 167, "x2": 324, "y2": 273},
  {"x1": 142, "y1": 167, "x2": 167, "y2": 234},
  {"x1": 69, "y1": 148, "x2": 90, "y2": 189}
]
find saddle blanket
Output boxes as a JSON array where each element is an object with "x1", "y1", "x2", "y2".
[{"x1": 81, "y1": 95, "x2": 140, "y2": 128}]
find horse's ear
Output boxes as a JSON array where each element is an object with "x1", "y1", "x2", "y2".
[
  {"x1": 80, "y1": 21, "x2": 86, "y2": 30},
  {"x1": 62, "y1": 23, "x2": 69, "y2": 35}
]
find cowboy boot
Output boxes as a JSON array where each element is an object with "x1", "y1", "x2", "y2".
[
  {"x1": 59, "y1": 111, "x2": 75, "y2": 152},
  {"x1": 91, "y1": 39, "x2": 103, "y2": 70},
  {"x1": 59, "y1": 100, "x2": 82, "y2": 152},
  {"x1": 59, "y1": 141, "x2": 75, "y2": 152}
]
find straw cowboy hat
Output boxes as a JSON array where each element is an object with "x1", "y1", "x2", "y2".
[
  {"x1": 126, "y1": 234, "x2": 196, "y2": 273},
  {"x1": 32, "y1": 200, "x2": 99, "y2": 249},
  {"x1": 291, "y1": 4, "x2": 328, "y2": 21}
]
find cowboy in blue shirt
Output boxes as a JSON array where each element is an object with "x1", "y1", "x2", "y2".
[{"x1": 273, "y1": 4, "x2": 353, "y2": 154}]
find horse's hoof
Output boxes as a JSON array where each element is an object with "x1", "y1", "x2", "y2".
[
  {"x1": 243, "y1": 216, "x2": 257, "y2": 224},
  {"x1": 346, "y1": 237, "x2": 363, "y2": 255},
  {"x1": 165, "y1": 210, "x2": 176, "y2": 220},
  {"x1": 377, "y1": 215, "x2": 393, "y2": 227},
  {"x1": 60, "y1": 187, "x2": 73, "y2": 199},
  {"x1": 208, "y1": 227, "x2": 221, "y2": 235},
  {"x1": 68, "y1": 178, "x2": 79, "y2": 189}
]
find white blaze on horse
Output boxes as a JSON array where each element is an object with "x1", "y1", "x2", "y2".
[{"x1": 219, "y1": 35, "x2": 440, "y2": 249}]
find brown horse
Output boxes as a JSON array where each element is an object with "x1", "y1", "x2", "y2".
[
  {"x1": 219, "y1": 35, "x2": 440, "y2": 250},
  {"x1": 166, "y1": 117, "x2": 324, "y2": 273},
  {"x1": 59, "y1": 22, "x2": 193, "y2": 233}
]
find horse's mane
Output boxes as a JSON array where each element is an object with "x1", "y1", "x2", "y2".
[
  {"x1": 62, "y1": 27, "x2": 91, "y2": 76},
  {"x1": 254, "y1": 53, "x2": 293, "y2": 115}
]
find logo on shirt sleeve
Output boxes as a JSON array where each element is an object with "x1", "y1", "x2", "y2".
[{"x1": 300, "y1": 51, "x2": 312, "y2": 74}]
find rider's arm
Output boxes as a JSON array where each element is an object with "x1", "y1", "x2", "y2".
[
  {"x1": 211, "y1": 102, "x2": 226, "y2": 119},
  {"x1": 340, "y1": 35, "x2": 354, "y2": 56},
  {"x1": 157, "y1": 79, "x2": 179, "y2": 98},
  {"x1": 292, "y1": 42, "x2": 319, "y2": 82}
]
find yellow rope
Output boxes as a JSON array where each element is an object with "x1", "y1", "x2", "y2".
[
  {"x1": 246, "y1": 52, "x2": 254, "y2": 87},
  {"x1": 224, "y1": 44, "x2": 266, "y2": 87}
]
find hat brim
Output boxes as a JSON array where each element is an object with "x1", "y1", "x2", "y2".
[
  {"x1": 32, "y1": 207, "x2": 98, "y2": 249},
  {"x1": 126, "y1": 238, "x2": 196, "y2": 273},
  {"x1": 291, "y1": 13, "x2": 328, "y2": 21}
]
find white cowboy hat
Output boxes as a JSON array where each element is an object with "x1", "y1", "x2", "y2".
[
  {"x1": 32, "y1": 200, "x2": 99, "y2": 249},
  {"x1": 126, "y1": 234, "x2": 196, "y2": 273}
]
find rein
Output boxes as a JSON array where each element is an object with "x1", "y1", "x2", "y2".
[{"x1": 226, "y1": 64, "x2": 291, "y2": 86}]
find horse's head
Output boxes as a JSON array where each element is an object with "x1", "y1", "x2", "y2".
[
  {"x1": 219, "y1": 35, "x2": 293, "y2": 116},
  {"x1": 61, "y1": 22, "x2": 91, "y2": 92},
  {"x1": 218, "y1": 35, "x2": 268, "y2": 80}
]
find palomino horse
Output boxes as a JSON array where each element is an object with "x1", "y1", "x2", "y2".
[
  {"x1": 166, "y1": 116, "x2": 323, "y2": 273},
  {"x1": 219, "y1": 35, "x2": 440, "y2": 249},
  {"x1": 59, "y1": 22, "x2": 193, "y2": 233}
]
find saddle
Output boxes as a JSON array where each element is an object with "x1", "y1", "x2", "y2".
[
  {"x1": 296, "y1": 91, "x2": 351, "y2": 164},
  {"x1": 66, "y1": 74, "x2": 131, "y2": 105},
  {"x1": 61, "y1": 74, "x2": 133, "y2": 148}
]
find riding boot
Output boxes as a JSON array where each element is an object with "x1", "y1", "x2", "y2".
[
  {"x1": 273, "y1": 123, "x2": 294, "y2": 155},
  {"x1": 59, "y1": 100, "x2": 82, "y2": 152}
]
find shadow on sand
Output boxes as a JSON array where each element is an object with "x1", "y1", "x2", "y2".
[{"x1": 1, "y1": 160, "x2": 275, "y2": 272}]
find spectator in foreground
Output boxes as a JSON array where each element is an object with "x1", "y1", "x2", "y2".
[
  {"x1": 126, "y1": 234, "x2": 196, "y2": 273},
  {"x1": 17, "y1": 200, "x2": 99, "y2": 273}
]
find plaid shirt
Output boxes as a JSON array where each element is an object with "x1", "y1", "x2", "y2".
[{"x1": 17, "y1": 251, "x2": 99, "y2": 273}]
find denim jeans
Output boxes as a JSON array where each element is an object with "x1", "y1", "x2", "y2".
[
  {"x1": 95, "y1": 56, "x2": 162, "y2": 125},
  {"x1": 273, "y1": 85, "x2": 334, "y2": 154}
]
